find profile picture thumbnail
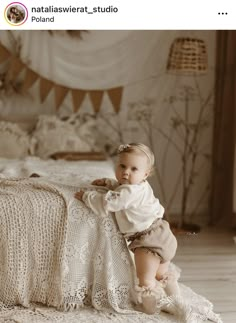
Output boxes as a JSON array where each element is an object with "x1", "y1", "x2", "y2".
[{"x1": 5, "y1": 2, "x2": 28, "y2": 25}]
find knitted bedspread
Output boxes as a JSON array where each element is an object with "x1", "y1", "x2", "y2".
[{"x1": 0, "y1": 177, "x2": 222, "y2": 323}]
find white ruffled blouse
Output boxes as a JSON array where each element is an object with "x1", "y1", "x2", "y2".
[{"x1": 82, "y1": 179, "x2": 164, "y2": 236}]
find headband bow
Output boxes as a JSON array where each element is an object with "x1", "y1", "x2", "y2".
[{"x1": 117, "y1": 144, "x2": 131, "y2": 153}]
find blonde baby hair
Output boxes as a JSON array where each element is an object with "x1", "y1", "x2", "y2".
[{"x1": 117, "y1": 143, "x2": 155, "y2": 175}]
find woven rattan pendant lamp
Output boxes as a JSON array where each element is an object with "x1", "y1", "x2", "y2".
[{"x1": 166, "y1": 37, "x2": 208, "y2": 75}]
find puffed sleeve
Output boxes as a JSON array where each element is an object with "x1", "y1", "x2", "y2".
[
  {"x1": 103, "y1": 185, "x2": 139, "y2": 212},
  {"x1": 82, "y1": 190, "x2": 108, "y2": 217},
  {"x1": 82, "y1": 185, "x2": 139, "y2": 216}
]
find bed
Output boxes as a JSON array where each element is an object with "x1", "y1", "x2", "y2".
[
  {"x1": 0, "y1": 156, "x2": 137, "y2": 307},
  {"x1": 0, "y1": 118, "x2": 222, "y2": 322}
]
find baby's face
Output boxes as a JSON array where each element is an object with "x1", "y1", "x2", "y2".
[{"x1": 115, "y1": 152, "x2": 150, "y2": 185}]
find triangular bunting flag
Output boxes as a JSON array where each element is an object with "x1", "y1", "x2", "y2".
[
  {"x1": 6, "y1": 57, "x2": 25, "y2": 81},
  {"x1": 54, "y1": 84, "x2": 69, "y2": 110},
  {"x1": 22, "y1": 68, "x2": 39, "y2": 91},
  {"x1": 71, "y1": 89, "x2": 86, "y2": 112},
  {"x1": 39, "y1": 77, "x2": 54, "y2": 103},
  {"x1": 107, "y1": 86, "x2": 123, "y2": 113},
  {"x1": 0, "y1": 43, "x2": 11, "y2": 63},
  {"x1": 89, "y1": 90, "x2": 104, "y2": 113}
]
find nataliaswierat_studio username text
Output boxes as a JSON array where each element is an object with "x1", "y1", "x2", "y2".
[{"x1": 31, "y1": 5, "x2": 119, "y2": 22}]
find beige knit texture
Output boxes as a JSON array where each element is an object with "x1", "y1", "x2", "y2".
[{"x1": 0, "y1": 177, "x2": 134, "y2": 311}]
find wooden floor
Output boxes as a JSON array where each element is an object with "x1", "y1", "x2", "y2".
[{"x1": 174, "y1": 228, "x2": 236, "y2": 323}]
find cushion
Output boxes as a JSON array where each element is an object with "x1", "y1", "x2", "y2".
[
  {"x1": 32, "y1": 114, "x2": 101, "y2": 159},
  {"x1": 0, "y1": 121, "x2": 33, "y2": 158}
]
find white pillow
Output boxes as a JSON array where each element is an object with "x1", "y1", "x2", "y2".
[
  {"x1": 0, "y1": 121, "x2": 33, "y2": 159},
  {"x1": 32, "y1": 115, "x2": 100, "y2": 159}
]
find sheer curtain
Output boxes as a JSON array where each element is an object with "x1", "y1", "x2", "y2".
[{"x1": 210, "y1": 31, "x2": 236, "y2": 227}]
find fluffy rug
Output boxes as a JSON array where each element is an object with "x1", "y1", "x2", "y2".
[{"x1": 0, "y1": 284, "x2": 222, "y2": 323}]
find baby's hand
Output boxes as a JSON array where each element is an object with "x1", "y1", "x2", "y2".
[
  {"x1": 91, "y1": 178, "x2": 106, "y2": 186},
  {"x1": 74, "y1": 191, "x2": 84, "y2": 201}
]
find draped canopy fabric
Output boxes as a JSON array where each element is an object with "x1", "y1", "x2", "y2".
[{"x1": 0, "y1": 30, "x2": 162, "y2": 90}]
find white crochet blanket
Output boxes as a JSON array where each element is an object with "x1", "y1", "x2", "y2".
[{"x1": 0, "y1": 177, "x2": 222, "y2": 323}]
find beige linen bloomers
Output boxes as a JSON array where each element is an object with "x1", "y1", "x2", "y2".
[{"x1": 127, "y1": 218, "x2": 177, "y2": 262}]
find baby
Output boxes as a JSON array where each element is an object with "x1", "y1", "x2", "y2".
[{"x1": 75, "y1": 143, "x2": 180, "y2": 314}]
